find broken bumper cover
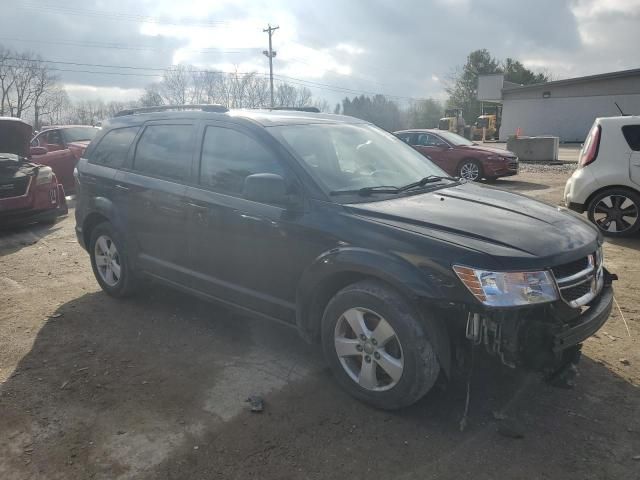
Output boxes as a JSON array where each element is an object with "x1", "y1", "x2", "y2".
[
  {"x1": 468, "y1": 270, "x2": 615, "y2": 372},
  {"x1": 552, "y1": 284, "x2": 612, "y2": 353}
]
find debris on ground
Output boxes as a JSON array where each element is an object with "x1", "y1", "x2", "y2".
[
  {"x1": 492, "y1": 411, "x2": 508, "y2": 421},
  {"x1": 48, "y1": 313, "x2": 63, "y2": 319},
  {"x1": 245, "y1": 395, "x2": 264, "y2": 413},
  {"x1": 619, "y1": 358, "x2": 631, "y2": 366},
  {"x1": 497, "y1": 420, "x2": 525, "y2": 439}
]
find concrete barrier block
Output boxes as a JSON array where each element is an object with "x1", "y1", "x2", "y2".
[{"x1": 506, "y1": 136, "x2": 559, "y2": 162}]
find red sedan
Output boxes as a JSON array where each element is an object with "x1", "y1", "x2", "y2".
[
  {"x1": 31, "y1": 125, "x2": 99, "y2": 194},
  {"x1": 394, "y1": 129, "x2": 519, "y2": 181},
  {"x1": 0, "y1": 118, "x2": 68, "y2": 227}
]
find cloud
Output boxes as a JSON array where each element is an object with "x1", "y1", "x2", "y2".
[{"x1": 0, "y1": 0, "x2": 638, "y2": 105}]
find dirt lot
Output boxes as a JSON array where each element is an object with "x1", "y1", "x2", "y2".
[{"x1": 1, "y1": 165, "x2": 639, "y2": 480}]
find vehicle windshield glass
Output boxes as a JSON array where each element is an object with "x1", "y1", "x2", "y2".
[
  {"x1": 62, "y1": 127, "x2": 98, "y2": 143},
  {"x1": 271, "y1": 123, "x2": 447, "y2": 195},
  {"x1": 435, "y1": 130, "x2": 474, "y2": 146}
]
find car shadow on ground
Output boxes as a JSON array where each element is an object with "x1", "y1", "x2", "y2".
[
  {"x1": 607, "y1": 235, "x2": 640, "y2": 251},
  {"x1": 0, "y1": 219, "x2": 66, "y2": 257},
  {"x1": 1, "y1": 286, "x2": 638, "y2": 480},
  {"x1": 482, "y1": 178, "x2": 550, "y2": 191}
]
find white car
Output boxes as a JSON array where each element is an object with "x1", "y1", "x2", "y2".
[{"x1": 564, "y1": 116, "x2": 640, "y2": 237}]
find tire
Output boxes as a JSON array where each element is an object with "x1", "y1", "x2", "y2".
[
  {"x1": 587, "y1": 188, "x2": 640, "y2": 237},
  {"x1": 321, "y1": 280, "x2": 440, "y2": 410},
  {"x1": 89, "y1": 222, "x2": 138, "y2": 297},
  {"x1": 458, "y1": 159, "x2": 482, "y2": 181}
]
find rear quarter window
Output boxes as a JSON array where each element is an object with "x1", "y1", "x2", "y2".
[
  {"x1": 622, "y1": 125, "x2": 640, "y2": 151},
  {"x1": 89, "y1": 127, "x2": 140, "y2": 168}
]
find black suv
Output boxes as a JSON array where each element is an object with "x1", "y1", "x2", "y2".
[{"x1": 75, "y1": 105, "x2": 615, "y2": 409}]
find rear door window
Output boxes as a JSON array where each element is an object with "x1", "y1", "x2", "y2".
[
  {"x1": 622, "y1": 125, "x2": 640, "y2": 151},
  {"x1": 90, "y1": 127, "x2": 140, "y2": 168},
  {"x1": 198, "y1": 126, "x2": 285, "y2": 197},
  {"x1": 133, "y1": 124, "x2": 194, "y2": 181}
]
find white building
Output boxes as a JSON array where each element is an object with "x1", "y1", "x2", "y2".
[{"x1": 477, "y1": 69, "x2": 640, "y2": 143}]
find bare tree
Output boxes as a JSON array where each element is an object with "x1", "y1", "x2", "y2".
[
  {"x1": 5, "y1": 52, "x2": 41, "y2": 118},
  {"x1": 0, "y1": 46, "x2": 15, "y2": 116}
]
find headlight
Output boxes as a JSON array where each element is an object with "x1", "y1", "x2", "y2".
[
  {"x1": 453, "y1": 265, "x2": 558, "y2": 306},
  {"x1": 36, "y1": 166, "x2": 54, "y2": 185}
]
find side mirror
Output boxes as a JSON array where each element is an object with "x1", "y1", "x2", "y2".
[
  {"x1": 30, "y1": 146, "x2": 48, "y2": 156},
  {"x1": 243, "y1": 173, "x2": 291, "y2": 206}
]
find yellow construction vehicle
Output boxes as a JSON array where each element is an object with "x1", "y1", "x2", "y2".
[
  {"x1": 473, "y1": 105, "x2": 502, "y2": 140},
  {"x1": 439, "y1": 108, "x2": 466, "y2": 135}
]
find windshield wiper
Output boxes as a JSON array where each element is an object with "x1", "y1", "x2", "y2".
[
  {"x1": 397, "y1": 175, "x2": 459, "y2": 192},
  {"x1": 330, "y1": 185, "x2": 400, "y2": 196}
]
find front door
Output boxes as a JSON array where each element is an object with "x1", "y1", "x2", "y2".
[
  {"x1": 185, "y1": 123, "x2": 308, "y2": 320},
  {"x1": 411, "y1": 133, "x2": 455, "y2": 175},
  {"x1": 33, "y1": 130, "x2": 77, "y2": 192}
]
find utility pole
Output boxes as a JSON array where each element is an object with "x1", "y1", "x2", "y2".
[{"x1": 263, "y1": 24, "x2": 279, "y2": 108}]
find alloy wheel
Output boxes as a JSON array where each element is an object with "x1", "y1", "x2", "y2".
[
  {"x1": 334, "y1": 307, "x2": 404, "y2": 392},
  {"x1": 94, "y1": 235, "x2": 121, "y2": 287},
  {"x1": 459, "y1": 162, "x2": 480, "y2": 181},
  {"x1": 593, "y1": 194, "x2": 639, "y2": 233}
]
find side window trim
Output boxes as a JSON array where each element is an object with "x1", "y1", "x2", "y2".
[
  {"x1": 622, "y1": 125, "x2": 640, "y2": 152},
  {"x1": 129, "y1": 121, "x2": 196, "y2": 184},
  {"x1": 196, "y1": 122, "x2": 295, "y2": 197},
  {"x1": 88, "y1": 126, "x2": 141, "y2": 168}
]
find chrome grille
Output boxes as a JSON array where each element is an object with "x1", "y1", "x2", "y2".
[{"x1": 551, "y1": 248, "x2": 604, "y2": 308}]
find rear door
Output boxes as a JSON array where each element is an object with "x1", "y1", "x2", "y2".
[
  {"x1": 116, "y1": 121, "x2": 195, "y2": 282},
  {"x1": 623, "y1": 125, "x2": 640, "y2": 186}
]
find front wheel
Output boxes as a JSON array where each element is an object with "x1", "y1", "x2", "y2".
[
  {"x1": 587, "y1": 188, "x2": 640, "y2": 237},
  {"x1": 89, "y1": 222, "x2": 138, "y2": 297},
  {"x1": 321, "y1": 280, "x2": 440, "y2": 410},
  {"x1": 458, "y1": 159, "x2": 482, "y2": 181}
]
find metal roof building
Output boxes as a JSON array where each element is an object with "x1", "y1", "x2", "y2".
[{"x1": 478, "y1": 69, "x2": 640, "y2": 142}]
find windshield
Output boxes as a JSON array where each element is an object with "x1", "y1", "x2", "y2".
[
  {"x1": 62, "y1": 127, "x2": 99, "y2": 143},
  {"x1": 435, "y1": 130, "x2": 474, "y2": 146},
  {"x1": 271, "y1": 123, "x2": 448, "y2": 195}
]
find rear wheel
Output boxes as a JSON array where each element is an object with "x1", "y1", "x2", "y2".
[
  {"x1": 458, "y1": 159, "x2": 482, "y2": 181},
  {"x1": 587, "y1": 188, "x2": 640, "y2": 237},
  {"x1": 89, "y1": 222, "x2": 138, "y2": 297},
  {"x1": 321, "y1": 280, "x2": 440, "y2": 410}
]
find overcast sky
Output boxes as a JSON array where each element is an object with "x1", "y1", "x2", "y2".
[{"x1": 2, "y1": 0, "x2": 639, "y2": 105}]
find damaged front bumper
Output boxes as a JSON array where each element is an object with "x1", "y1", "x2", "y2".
[{"x1": 466, "y1": 269, "x2": 615, "y2": 373}]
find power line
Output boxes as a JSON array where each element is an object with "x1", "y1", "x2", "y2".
[
  {"x1": 0, "y1": 36, "x2": 256, "y2": 55},
  {"x1": 16, "y1": 1, "x2": 228, "y2": 27},
  {"x1": 1, "y1": 57, "x2": 426, "y2": 101}
]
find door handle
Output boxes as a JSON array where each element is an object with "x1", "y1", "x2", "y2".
[
  {"x1": 186, "y1": 202, "x2": 208, "y2": 212},
  {"x1": 114, "y1": 184, "x2": 129, "y2": 192},
  {"x1": 240, "y1": 213, "x2": 263, "y2": 222}
]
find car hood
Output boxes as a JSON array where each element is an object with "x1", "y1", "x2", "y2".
[
  {"x1": 0, "y1": 117, "x2": 32, "y2": 157},
  {"x1": 346, "y1": 182, "x2": 599, "y2": 268},
  {"x1": 457, "y1": 145, "x2": 515, "y2": 157}
]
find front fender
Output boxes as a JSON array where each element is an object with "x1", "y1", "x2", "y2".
[{"x1": 296, "y1": 247, "x2": 452, "y2": 376}]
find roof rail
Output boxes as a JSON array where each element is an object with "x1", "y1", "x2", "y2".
[
  {"x1": 270, "y1": 106, "x2": 321, "y2": 113},
  {"x1": 114, "y1": 104, "x2": 228, "y2": 117}
]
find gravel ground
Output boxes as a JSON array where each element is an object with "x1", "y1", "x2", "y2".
[{"x1": 1, "y1": 168, "x2": 639, "y2": 480}]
